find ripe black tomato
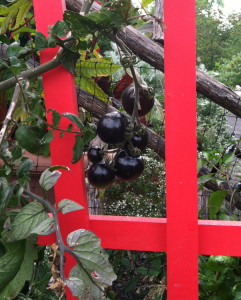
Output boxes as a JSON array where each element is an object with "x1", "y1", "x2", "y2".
[
  {"x1": 87, "y1": 163, "x2": 115, "y2": 189},
  {"x1": 87, "y1": 146, "x2": 103, "y2": 164},
  {"x1": 114, "y1": 150, "x2": 144, "y2": 181},
  {"x1": 97, "y1": 111, "x2": 128, "y2": 144},
  {"x1": 121, "y1": 84, "x2": 154, "y2": 117},
  {"x1": 130, "y1": 131, "x2": 148, "y2": 151}
]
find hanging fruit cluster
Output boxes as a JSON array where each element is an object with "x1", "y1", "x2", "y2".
[{"x1": 87, "y1": 82, "x2": 155, "y2": 189}]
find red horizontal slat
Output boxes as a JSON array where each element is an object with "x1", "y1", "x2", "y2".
[{"x1": 38, "y1": 217, "x2": 241, "y2": 257}]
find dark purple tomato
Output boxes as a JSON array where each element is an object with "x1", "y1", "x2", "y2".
[
  {"x1": 130, "y1": 131, "x2": 148, "y2": 151},
  {"x1": 97, "y1": 111, "x2": 128, "y2": 144},
  {"x1": 87, "y1": 163, "x2": 115, "y2": 189},
  {"x1": 114, "y1": 150, "x2": 144, "y2": 181},
  {"x1": 87, "y1": 146, "x2": 103, "y2": 164},
  {"x1": 121, "y1": 84, "x2": 154, "y2": 117}
]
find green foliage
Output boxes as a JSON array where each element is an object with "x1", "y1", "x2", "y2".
[
  {"x1": 0, "y1": 0, "x2": 32, "y2": 36},
  {"x1": 216, "y1": 53, "x2": 241, "y2": 88},
  {"x1": 199, "y1": 255, "x2": 241, "y2": 300},
  {"x1": 75, "y1": 57, "x2": 122, "y2": 102},
  {"x1": 68, "y1": 230, "x2": 117, "y2": 299},
  {"x1": 58, "y1": 199, "x2": 83, "y2": 214},
  {"x1": 7, "y1": 201, "x2": 48, "y2": 241},
  {"x1": 0, "y1": 238, "x2": 37, "y2": 299},
  {"x1": 208, "y1": 190, "x2": 228, "y2": 219}
]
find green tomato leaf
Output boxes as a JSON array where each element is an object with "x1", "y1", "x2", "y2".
[
  {"x1": 65, "y1": 277, "x2": 85, "y2": 297},
  {"x1": 39, "y1": 169, "x2": 62, "y2": 190},
  {"x1": 35, "y1": 31, "x2": 48, "y2": 51},
  {"x1": 30, "y1": 217, "x2": 55, "y2": 235},
  {"x1": 59, "y1": 49, "x2": 80, "y2": 74},
  {"x1": 67, "y1": 230, "x2": 117, "y2": 293},
  {"x1": 58, "y1": 199, "x2": 83, "y2": 214},
  {"x1": 77, "y1": 77, "x2": 109, "y2": 102},
  {"x1": 208, "y1": 190, "x2": 228, "y2": 219},
  {"x1": 52, "y1": 20, "x2": 69, "y2": 37},
  {"x1": 77, "y1": 58, "x2": 121, "y2": 78},
  {"x1": 8, "y1": 201, "x2": 48, "y2": 241},
  {"x1": 0, "y1": 238, "x2": 37, "y2": 299},
  {"x1": 16, "y1": 158, "x2": 34, "y2": 178},
  {"x1": 0, "y1": 178, "x2": 14, "y2": 212},
  {"x1": 64, "y1": 11, "x2": 98, "y2": 38},
  {"x1": 62, "y1": 112, "x2": 84, "y2": 129},
  {"x1": 72, "y1": 135, "x2": 84, "y2": 164},
  {"x1": 49, "y1": 108, "x2": 61, "y2": 126}
]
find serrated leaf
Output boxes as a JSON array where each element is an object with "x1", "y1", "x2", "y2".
[
  {"x1": 64, "y1": 11, "x2": 98, "y2": 38},
  {"x1": 65, "y1": 277, "x2": 85, "y2": 297},
  {"x1": 77, "y1": 58, "x2": 121, "y2": 78},
  {"x1": 30, "y1": 217, "x2": 55, "y2": 235},
  {"x1": 35, "y1": 31, "x2": 48, "y2": 51},
  {"x1": 0, "y1": 238, "x2": 37, "y2": 299},
  {"x1": 58, "y1": 199, "x2": 83, "y2": 214},
  {"x1": 62, "y1": 112, "x2": 84, "y2": 129},
  {"x1": 49, "y1": 108, "x2": 61, "y2": 126},
  {"x1": 16, "y1": 158, "x2": 34, "y2": 178},
  {"x1": 208, "y1": 190, "x2": 228, "y2": 219},
  {"x1": 52, "y1": 20, "x2": 69, "y2": 37},
  {"x1": 39, "y1": 169, "x2": 62, "y2": 190},
  {"x1": 67, "y1": 230, "x2": 117, "y2": 289},
  {"x1": 72, "y1": 135, "x2": 84, "y2": 164},
  {"x1": 8, "y1": 201, "x2": 48, "y2": 241},
  {"x1": 78, "y1": 77, "x2": 109, "y2": 102}
]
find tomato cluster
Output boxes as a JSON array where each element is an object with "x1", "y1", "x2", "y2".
[{"x1": 87, "y1": 83, "x2": 155, "y2": 189}]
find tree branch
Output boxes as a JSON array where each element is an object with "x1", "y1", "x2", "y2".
[
  {"x1": 0, "y1": 57, "x2": 60, "y2": 92},
  {"x1": 0, "y1": 83, "x2": 21, "y2": 147}
]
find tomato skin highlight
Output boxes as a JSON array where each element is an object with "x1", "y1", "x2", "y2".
[
  {"x1": 97, "y1": 111, "x2": 128, "y2": 144},
  {"x1": 87, "y1": 146, "x2": 103, "y2": 164},
  {"x1": 121, "y1": 84, "x2": 154, "y2": 117},
  {"x1": 114, "y1": 150, "x2": 144, "y2": 181},
  {"x1": 87, "y1": 163, "x2": 115, "y2": 189}
]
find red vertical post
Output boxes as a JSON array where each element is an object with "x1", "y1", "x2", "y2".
[
  {"x1": 33, "y1": 1, "x2": 89, "y2": 298},
  {"x1": 164, "y1": 0, "x2": 198, "y2": 299}
]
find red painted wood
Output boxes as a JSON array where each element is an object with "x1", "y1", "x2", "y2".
[
  {"x1": 33, "y1": 1, "x2": 89, "y2": 298},
  {"x1": 38, "y1": 217, "x2": 241, "y2": 257},
  {"x1": 164, "y1": 0, "x2": 198, "y2": 298}
]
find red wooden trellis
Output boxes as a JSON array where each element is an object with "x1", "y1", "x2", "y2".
[{"x1": 32, "y1": 0, "x2": 241, "y2": 299}]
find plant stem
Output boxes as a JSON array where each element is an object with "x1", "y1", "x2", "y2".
[
  {"x1": 0, "y1": 83, "x2": 21, "y2": 147},
  {"x1": 110, "y1": 34, "x2": 141, "y2": 125},
  {"x1": 0, "y1": 57, "x2": 61, "y2": 92},
  {"x1": 23, "y1": 189, "x2": 66, "y2": 281}
]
